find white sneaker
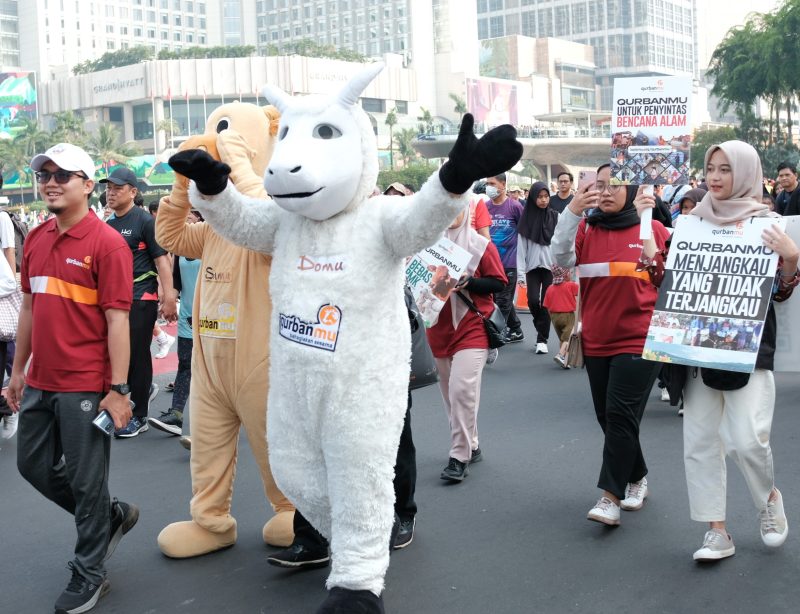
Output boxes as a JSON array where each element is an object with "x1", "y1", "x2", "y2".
[
  {"x1": 693, "y1": 529, "x2": 735, "y2": 561},
  {"x1": 535, "y1": 342, "x2": 548, "y2": 354},
  {"x1": 486, "y1": 348, "x2": 499, "y2": 365},
  {"x1": 587, "y1": 496, "x2": 620, "y2": 526},
  {"x1": 760, "y1": 488, "x2": 789, "y2": 547},
  {"x1": 1, "y1": 412, "x2": 18, "y2": 439},
  {"x1": 154, "y1": 333, "x2": 175, "y2": 359},
  {"x1": 553, "y1": 353, "x2": 568, "y2": 369},
  {"x1": 620, "y1": 477, "x2": 648, "y2": 511},
  {"x1": 660, "y1": 388, "x2": 670, "y2": 402}
]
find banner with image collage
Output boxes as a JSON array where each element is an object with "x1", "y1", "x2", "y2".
[
  {"x1": 610, "y1": 76, "x2": 692, "y2": 186},
  {"x1": 643, "y1": 215, "x2": 783, "y2": 372}
]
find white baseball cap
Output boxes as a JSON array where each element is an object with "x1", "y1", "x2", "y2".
[{"x1": 31, "y1": 143, "x2": 96, "y2": 181}]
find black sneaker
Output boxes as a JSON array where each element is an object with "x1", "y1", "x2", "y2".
[
  {"x1": 267, "y1": 543, "x2": 330, "y2": 570},
  {"x1": 148, "y1": 409, "x2": 183, "y2": 436},
  {"x1": 471, "y1": 448, "x2": 483, "y2": 463},
  {"x1": 440, "y1": 457, "x2": 469, "y2": 482},
  {"x1": 393, "y1": 518, "x2": 415, "y2": 550},
  {"x1": 54, "y1": 562, "x2": 110, "y2": 614},
  {"x1": 506, "y1": 330, "x2": 524, "y2": 343},
  {"x1": 105, "y1": 499, "x2": 139, "y2": 562},
  {"x1": 317, "y1": 587, "x2": 385, "y2": 614}
]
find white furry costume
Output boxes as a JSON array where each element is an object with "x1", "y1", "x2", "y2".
[{"x1": 188, "y1": 64, "x2": 467, "y2": 595}]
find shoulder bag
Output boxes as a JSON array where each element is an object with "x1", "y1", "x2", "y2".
[
  {"x1": 456, "y1": 291, "x2": 508, "y2": 349},
  {"x1": 0, "y1": 287, "x2": 23, "y2": 342},
  {"x1": 566, "y1": 289, "x2": 584, "y2": 368}
]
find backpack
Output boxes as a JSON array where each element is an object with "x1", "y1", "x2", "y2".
[{"x1": 4, "y1": 211, "x2": 28, "y2": 272}]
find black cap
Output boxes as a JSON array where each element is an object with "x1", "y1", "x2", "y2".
[{"x1": 99, "y1": 167, "x2": 137, "y2": 188}]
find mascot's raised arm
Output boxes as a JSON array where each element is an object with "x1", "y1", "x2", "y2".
[{"x1": 170, "y1": 62, "x2": 521, "y2": 614}]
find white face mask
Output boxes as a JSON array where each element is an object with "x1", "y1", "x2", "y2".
[{"x1": 485, "y1": 185, "x2": 500, "y2": 199}]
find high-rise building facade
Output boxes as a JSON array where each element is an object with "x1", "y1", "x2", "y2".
[
  {"x1": 15, "y1": 0, "x2": 223, "y2": 80},
  {"x1": 475, "y1": 0, "x2": 696, "y2": 109},
  {"x1": 254, "y1": 0, "x2": 411, "y2": 58},
  {"x1": 0, "y1": 0, "x2": 20, "y2": 68}
]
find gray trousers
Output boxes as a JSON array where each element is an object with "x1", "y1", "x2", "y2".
[{"x1": 16, "y1": 387, "x2": 111, "y2": 584}]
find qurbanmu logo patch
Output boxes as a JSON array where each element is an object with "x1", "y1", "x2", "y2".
[{"x1": 279, "y1": 304, "x2": 341, "y2": 352}]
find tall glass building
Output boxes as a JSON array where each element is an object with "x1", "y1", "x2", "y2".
[{"x1": 475, "y1": 0, "x2": 696, "y2": 109}]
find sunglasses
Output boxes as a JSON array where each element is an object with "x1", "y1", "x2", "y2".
[{"x1": 35, "y1": 170, "x2": 88, "y2": 184}]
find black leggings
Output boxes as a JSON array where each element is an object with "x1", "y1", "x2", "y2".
[
  {"x1": 172, "y1": 336, "x2": 193, "y2": 412},
  {"x1": 525, "y1": 268, "x2": 553, "y2": 343},
  {"x1": 584, "y1": 354, "x2": 660, "y2": 500},
  {"x1": 129, "y1": 300, "x2": 158, "y2": 419}
]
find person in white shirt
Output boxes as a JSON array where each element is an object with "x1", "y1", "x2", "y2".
[{"x1": 0, "y1": 225, "x2": 18, "y2": 440}]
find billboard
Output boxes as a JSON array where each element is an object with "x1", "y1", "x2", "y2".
[
  {"x1": 0, "y1": 71, "x2": 38, "y2": 140},
  {"x1": 465, "y1": 77, "x2": 518, "y2": 128}
]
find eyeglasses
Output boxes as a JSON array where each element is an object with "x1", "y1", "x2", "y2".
[
  {"x1": 594, "y1": 182, "x2": 623, "y2": 194},
  {"x1": 35, "y1": 170, "x2": 88, "y2": 184}
]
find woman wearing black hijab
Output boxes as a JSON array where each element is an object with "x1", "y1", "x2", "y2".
[
  {"x1": 550, "y1": 164, "x2": 670, "y2": 527},
  {"x1": 516, "y1": 181, "x2": 559, "y2": 354}
]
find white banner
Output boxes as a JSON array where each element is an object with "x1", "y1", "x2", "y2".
[{"x1": 643, "y1": 215, "x2": 783, "y2": 373}]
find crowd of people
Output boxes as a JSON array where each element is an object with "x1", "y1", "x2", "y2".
[{"x1": 2, "y1": 132, "x2": 800, "y2": 614}]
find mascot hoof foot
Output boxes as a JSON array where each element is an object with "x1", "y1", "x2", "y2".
[
  {"x1": 157, "y1": 520, "x2": 237, "y2": 558},
  {"x1": 316, "y1": 588, "x2": 385, "y2": 614},
  {"x1": 263, "y1": 510, "x2": 294, "y2": 547}
]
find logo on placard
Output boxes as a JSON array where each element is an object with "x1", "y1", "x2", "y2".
[{"x1": 279, "y1": 304, "x2": 342, "y2": 352}]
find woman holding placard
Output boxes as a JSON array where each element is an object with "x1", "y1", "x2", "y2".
[
  {"x1": 551, "y1": 164, "x2": 670, "y2": 527},
  {"x1": 635, "y1": 140, "x2": 800, "y2": 562}
]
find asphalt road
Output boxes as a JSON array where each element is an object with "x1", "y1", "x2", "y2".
[{"x1": 2, "y1": 317, "x2": 800, "y2": 614}]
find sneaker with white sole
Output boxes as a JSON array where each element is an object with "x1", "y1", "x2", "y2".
[
  {"x1": 1, "y1": 411, "x2": 18, "y2": 439},
  {"x1": 154, "y1": 333, "x2": 175, "y2": 359},
  {"x1": 486, "y1": 348, "x2": 499, "y2": 365},
  {"x1": 693, "y1": 529, "x2": 735, "y2": 561},
  {"x1": 620, "y1": 477, "x2": 648, "y2": 511},
  {"x1": 660, "y1": 388, "x2": 670, "y2": 402},
  {"x1": 148, "y1": 409, "x2": 183, "y2": 436},
  {"x1": 149, "y1": 383, "x2": 159, "y2": 404},
  {"x1": 587, "y1": 496, "x2": 620, "y2": 526},
  {"x1": 535, "y1": 342, "x2": 548, "y2": 354},
  {"x1": 553, "y1": 353, "x2": 568, "y2": 369},
  {"x1": 760, "y1": 488, "x2": 789, "y2": 547}
]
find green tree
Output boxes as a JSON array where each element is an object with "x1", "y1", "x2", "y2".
[
  {"x1": 384, "y1": 108, "x2": 398, "y2": 169},
  {"x1": 417, "y1": 107, "x2": 434, "y2": 134},
  {"x1": 86, "y1": 124, "x2": 140, "y2": 178},
  {"x1": 0, "y1": 139, "x2": 34, "y2": 204},
  {"x1": 73, "y1": 46, "x2": 154, "y2": 74},
  {"x1": 13, "y1": 118, "x2": 50, "y2": 158},
  {"x1": 449, "y1": 93, "x2": 467, "y2": 118},
  {"x1": 378, "y1": 162, "x2": 435, "y2": 193},
  {"x1": 690, "y1": 126, "x2": 738, "y2": 175},
  {"x1": 394, "y1": 128, "x2": 419, "y2": 166},
  {"x1": 50, "y1": 111, "x2": 87, "y2": 147},
  {"x1": 518, "y1": 160, "x2": 540, "y2": 186}
]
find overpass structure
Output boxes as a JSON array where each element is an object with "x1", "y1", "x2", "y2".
[{"x1": 411, "y1": 126, "x2": 611, "y2": 185}]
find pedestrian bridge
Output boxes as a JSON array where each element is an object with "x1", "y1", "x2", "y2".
[{"x1": 411, "y1": 126, "x2": 610, "y2": 181}]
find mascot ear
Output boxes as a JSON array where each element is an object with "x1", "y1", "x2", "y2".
[
  {"x1": 336, "y1": 62, "x2": 384, "y2": 108},
  {"x1": 262, "y1": 85, "x2": 290, "y2": 114},
  {"x1": 263, "y1": 105, "x2": 281, "y2": 137}
]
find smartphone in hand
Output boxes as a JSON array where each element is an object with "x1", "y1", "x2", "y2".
[{"x1": 578, "y1": 170, "x2": 597, "y2": 191}]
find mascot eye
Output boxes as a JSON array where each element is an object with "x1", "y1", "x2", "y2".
[
  {"x1": 279, "y1": 125, "x2": 289, "y2": 140},
  {"x1": 216, "y1": 117, "x2": 231, "y2": 133},
  {"x1": 313, "y1": 124, "x2": 342, "y2": 140}
]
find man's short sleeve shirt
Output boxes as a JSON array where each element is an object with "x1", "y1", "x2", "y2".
[
  {"x1": 21, "y1": 213, "x2": 133, "y2": 392},
  {"x1": 107, "y1": 206, "x2": 167, "y2": 300}
]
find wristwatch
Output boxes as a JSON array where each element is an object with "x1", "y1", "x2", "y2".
[{"x1": 110, "y1": 383, "x2": 131, "y2": 395}]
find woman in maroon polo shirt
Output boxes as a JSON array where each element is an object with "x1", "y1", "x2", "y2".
[
  {"x1": 551, "y1": 163, "x2": 670, "y2": 526},
  {"x1": 426, "y1": 205, "x2": 507, "y2": 482}
]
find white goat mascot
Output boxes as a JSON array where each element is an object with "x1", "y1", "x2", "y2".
[{"x1": 170, "y1": 62, "x2": 522, "y2": 614}]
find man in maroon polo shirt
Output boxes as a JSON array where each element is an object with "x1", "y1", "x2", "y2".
[{"x1": 8, "y1": 143, "x2": 140, "y2": 614}]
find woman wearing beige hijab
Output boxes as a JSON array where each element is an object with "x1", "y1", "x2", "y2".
[{"x1": 635, "y1": 140, "x2": 800, "y2": 562}]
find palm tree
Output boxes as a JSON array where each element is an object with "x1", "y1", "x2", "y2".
[
  {"x1": 449, "y1": 93, "x2": 467, "y2": 118},
  {"x1": 394, "y1": 128, "x2": 418, "y2": 166},
  {"x1": 13, "y1": 118, "x2": 50, "y2": 158},
  {"x1": 416, "y1": 107, "x2": 434, "y2": 134},
  {"x1": 384, "y1": 108, "x2": 397, "y2": 169},
  {"x1": 0, "y1": 139, "x2": 34, "y2": 204},
  {"x1": 50, "y1": 111, "x2": 87, "y2": 148},
  {"x1": 156, "y1": 118, "x2": 182, "y2": 151},
  {"x1": 86, "y1": 124, "x2": 140, "y2": 179}
]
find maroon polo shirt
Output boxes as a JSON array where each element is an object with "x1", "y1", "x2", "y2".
[{"x1": 21, "y1": 211, "x2": 133, "y2": 393}]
